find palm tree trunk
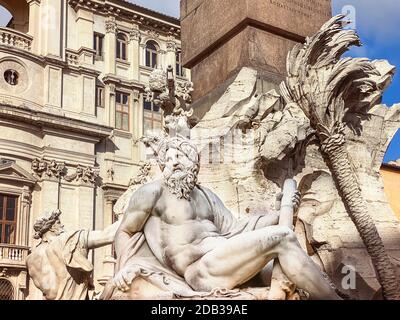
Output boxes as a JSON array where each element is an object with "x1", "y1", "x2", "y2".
[{"x1": 320, "y1": 131, "x2": 399, "y2": 300}]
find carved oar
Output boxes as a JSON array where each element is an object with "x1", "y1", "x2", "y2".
[{"x1": 268, "y1": 160, "x2": 297, "y2": 300}]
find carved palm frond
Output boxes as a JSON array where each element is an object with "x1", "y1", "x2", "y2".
[
  {"x1": 280, "y1": 14, "x2": 394, "y2": 137},
  {"x1": 280, "y1": 14, "x2": 399, "y2": 300}
]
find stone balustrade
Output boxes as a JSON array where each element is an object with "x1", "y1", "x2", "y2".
[
  {"x1": 0, "y1": 27, "x2": 33, "y2": 52},
  {"x1": 0, "y1": 244, "x2": 30, "y2": 268}
]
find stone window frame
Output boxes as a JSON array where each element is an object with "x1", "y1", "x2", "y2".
[
  {"x1": 96, "y1": 85, "x2": 105, "y2": 108},
  {"x1": 4, "y1": 69, "x2": 19, "y2": 86},
  {"x1": 144, "y1": 40, "x2": 159, "y2": 69},
  {"x1": 0, "y1": 162, "x2": 35, "y2": 247},
  {"x1": 143, "y1": 99, "x2": 162, "y2": 135},
  {"x1": 116, "y1": 32, "x2": 128, "y2": 61},
  {"x1": 115, "y1": 91, "x2": 130, "y2": 131},
  {"x1": 175, "y1": 49, "x2": 185, "y2": 77},
  {"x1": 0, "y1": 188, "x2": 23, "y2": 246},
  {"x1": 0, "y1": 194, "x2": 18, "y2": 245},
  {"x1": 93, "y1": 32, "x2": 105, "y2": 60}
]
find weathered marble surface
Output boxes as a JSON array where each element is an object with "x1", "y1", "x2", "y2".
[{"x1": 190, "y1": 66, "x2": 400, "y2": 300}]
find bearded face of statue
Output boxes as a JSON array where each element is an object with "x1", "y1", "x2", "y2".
[{"x1": 163, "y1": 147, "x2": 199, "y2": 200}]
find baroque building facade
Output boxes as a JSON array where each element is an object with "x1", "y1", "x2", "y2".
[{"x1": 0, "y1": 0, "x2": 189, "y2": 300}]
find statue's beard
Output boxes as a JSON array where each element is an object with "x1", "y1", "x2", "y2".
[{"x1": 164, "y1": 165, "x2": 198, "y2": 200}]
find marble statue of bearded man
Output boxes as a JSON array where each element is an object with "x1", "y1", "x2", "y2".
[{"x1": 101, "y1": 136, "x2": 340, "y2": 300}]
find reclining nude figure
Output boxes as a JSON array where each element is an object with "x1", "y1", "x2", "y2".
[{"x1": 102, "y1": 136, "x2": 340, "y2": 300}]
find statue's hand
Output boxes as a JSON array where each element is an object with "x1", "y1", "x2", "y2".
[
  {"x1": 113, "y1": 267, "x2": 141, "y2": 292},
  {"x1": 292, "y1": 191, "x2": 301, "y2": 213},
  {"x1": 275, "y1": 191, "x2": 301, "y2": 212}
]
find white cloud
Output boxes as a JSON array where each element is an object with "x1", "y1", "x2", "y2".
[{"x1": 127, "y1": 0, "x2": 180, "y2": 18}]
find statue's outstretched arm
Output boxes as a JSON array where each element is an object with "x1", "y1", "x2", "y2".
[{"x1": 87, "y1": 220, "x2": 121, "y2": 249}]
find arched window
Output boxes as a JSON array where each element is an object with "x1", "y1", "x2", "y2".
[
  {"x1": 145, "y1": 41, "x2": 158, "y2": 69},
  {"x1": 116, "y1": 33, "x2": 128, "y2": 60},
  {"x1": 143, "y1": 100, "x2": 162, "y2": 134},
  {"x1": 0, "y1": 279, "x2": 14, "y2": 300}
]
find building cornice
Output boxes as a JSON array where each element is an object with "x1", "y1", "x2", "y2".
[
  {"x1": 102, "y1": 74, "x2": 144, "y2": 91},
  {"x1": 0, "y1": 45, "x2": 45, "y2": 65},
  {"x1": 381, "y1": 163, "x2": 400, "y2": 172},
  {"x1": 0, "y1": 103, "x2": 113, "y2": 139},
  {"x1": 68, "y1": 0, "x2": 180, "y2": 38},
  {"x1": 0, "y1": 45, "x2": 101, "y2": 79}
]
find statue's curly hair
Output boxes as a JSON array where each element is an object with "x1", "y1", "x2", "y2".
[
  {"x1": 33, "y1": 209, "x2": 62, "y2": 239},
  {"x1": 159, "y1": 136, "x2": 200, "y2": 171}
]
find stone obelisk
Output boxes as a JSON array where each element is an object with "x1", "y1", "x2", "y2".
[{"x1": 181, "y1": 0, "x2": 332, "y2": 106}]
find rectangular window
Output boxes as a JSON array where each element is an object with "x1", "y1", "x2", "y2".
[
  {"x1": 115, "y1": 92, "x2": 130, "y2": 131},
  {"x1": 143, "y1": 100, "x2": 162, "y2": 135},
  {"x1": 94, "y1": 33, "x2": 104, "y2": 60},
  {"x1": 0, "y1": 194, "x2": 18, "y2": 244},
  {"x1": 176, "y1": 51, "x2": 185, "y2": 77},
  {"x1": 96, "y1": 86, "x2": 105, "y2": 108}
]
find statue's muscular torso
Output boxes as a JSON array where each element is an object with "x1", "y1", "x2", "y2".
[{"x1": 119, "y1": 180, "x2": 228, "y2": 277}]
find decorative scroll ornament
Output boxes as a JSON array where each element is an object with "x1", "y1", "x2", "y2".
[
  {"x1": 280, "y1": 14, "x2": 399, "y2": 300},
  {"x1": 31, "y1": 158, "x2": 66, "y2": 179},
  {"x1": 105, "y1": 17, "x2": 117, "y2": 34},
  {"x1": 32, "y1": 158, "x2": 99, "y2": 185},
  {"x1": 64, "y1": 165, "x2": 99, "y2": 184},
  {"x1": 146, "y1": 29, "x2": 160, "y2": 39},
  {"x1": 129, "y1": 29, "x2": 141, "y2": 42}
]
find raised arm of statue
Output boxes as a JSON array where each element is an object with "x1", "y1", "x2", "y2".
[
  {"x1": 114, "y1": 181, "x2": 162, "y2": 258},
  {"x1": 87, "y1": 220, "x2": 121, "y2": 249}
]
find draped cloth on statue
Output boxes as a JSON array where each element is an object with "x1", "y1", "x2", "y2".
[
  {"x1": 27, "y1": 230, "x2": 93, "y2": 300},
  {"x1": 101, "y1": 186, "x2": 270, "y2": 300}
]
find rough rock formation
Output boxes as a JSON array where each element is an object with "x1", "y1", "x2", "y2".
[{"x1": 190, "y1": 65, "x2": 400, "y2": 299}]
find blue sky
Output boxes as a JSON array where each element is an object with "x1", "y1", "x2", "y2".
[{"x1": 0, "y1": 1, "x2": 399, "y2": 161}]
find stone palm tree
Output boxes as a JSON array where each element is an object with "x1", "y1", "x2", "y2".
[{"x1": 280, "y1": 15, "x2": 399, "y2": 300}]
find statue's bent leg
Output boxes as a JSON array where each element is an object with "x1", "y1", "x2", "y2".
[{"x1": 184, "y1": 225, "x2": 339, "y2": 300}]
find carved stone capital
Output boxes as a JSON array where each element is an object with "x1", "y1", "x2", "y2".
[
  {"x1": 166, "y1": 41, "x2": 176, "y2": 52},
  {"x1": 64, "y1": 165, "x2": 99, "y2": 185},
  {"x1": 105, "y1": 17, "x2": 117, "y2": 34},
  {"x1": 129, "y1": 29, "x2": 141, "y2": 42},
  {"x1": 21, "y1": 186, "x2": 32, "y2": 206},
  {"x1": 166, "y1": 35, "x2": 177, "y2": 52},
  {"x1": 145, "y1": 29, "x2": 160, "y2": 39},
  {"x1": 31, "y1": 158, "x2": 66, "y2": 180}
]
